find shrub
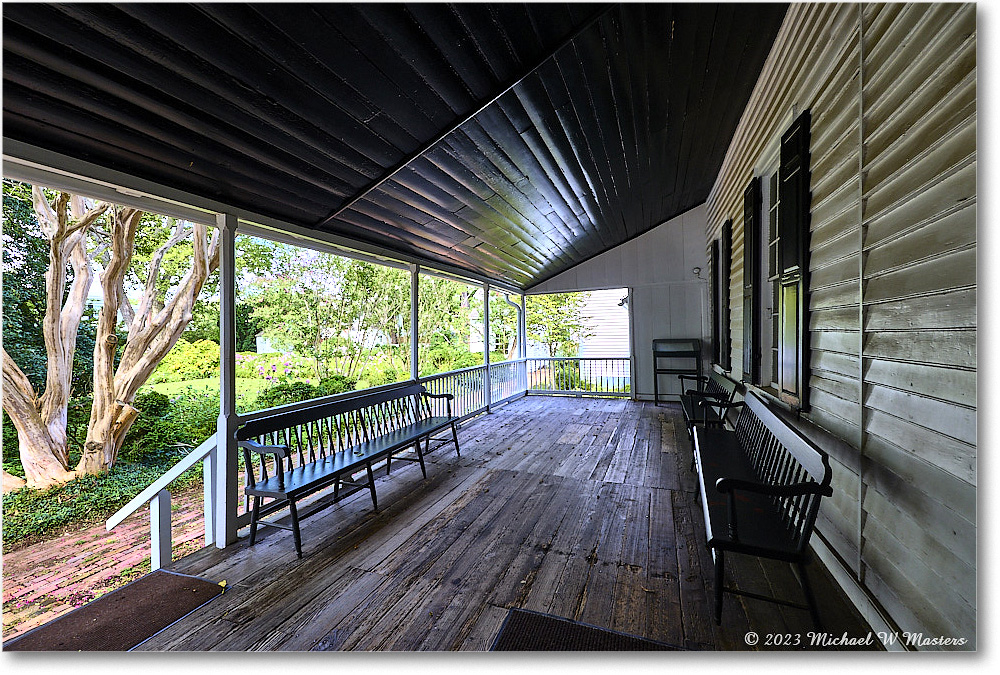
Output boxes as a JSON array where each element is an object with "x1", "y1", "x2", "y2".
[
  {"x1": 251, "y1": 374, "x2": 361, "y2": 411},
  {"x1": 147, "y1": 339, "x2": 220, "y2": 384},
  {"x1": 319, "y1": 374, "x2": 357, "y2": 395},
  {"x1": 119, "y1": 391, "x2": 184, "y2": 464},
  {"x1": 252, "y1": 381, "x2": 323, "y2": 410},
  {"x1": 535, "y1": 360, "x2": 591, "y2": 392}
]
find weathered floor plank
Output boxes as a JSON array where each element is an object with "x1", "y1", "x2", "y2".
[{"x1": 135, "y1": 396, "x2": 874, "y2": 651}]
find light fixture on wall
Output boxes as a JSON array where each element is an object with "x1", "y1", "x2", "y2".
[
  {"x1": 692, "y1": 266, "x2": 702, "y2": 279},
  {"x1": 618, "y1": 295, "x2": 628, "y2": 307}
]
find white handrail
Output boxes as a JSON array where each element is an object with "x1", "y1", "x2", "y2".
[
  {"x1": 106, "y1": 435, "x2": 218, "y2": 571},
  {"x1": 106, "y1": 435, "x2": 217, "y2": 530}
]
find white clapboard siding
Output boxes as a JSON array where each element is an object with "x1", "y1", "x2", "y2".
[
  {"x1": 704, "y1": 2, "x2": 976, "y2": 649},
  {"x1": 578, "y1": 288, "x2": 630, "y2": 357}
]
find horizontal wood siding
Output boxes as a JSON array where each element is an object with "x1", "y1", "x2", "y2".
[
  {"x1": 705, "y1": 2, "x2": 976, "y2": 649},
  {"x1": 706, "y1": 2, "x2": 864, "y2": 591},
  {"x1": 859, "y1": 2, "x2": 976, "y2": 646}
]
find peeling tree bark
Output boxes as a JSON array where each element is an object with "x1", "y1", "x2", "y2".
[
  {"x1": 76, "y1": 213, "x2": 220, "y2": 476},
  {"x1": 3, "y1": 189, "x2": 220, "y2": 488},
  {"x1": 0, "y1": 189, "x2": 107, "y2": 489}
]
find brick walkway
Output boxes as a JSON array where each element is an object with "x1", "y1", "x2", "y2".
[{"x1": 2, "y1": 486, "x2": 207, "y2": 641}]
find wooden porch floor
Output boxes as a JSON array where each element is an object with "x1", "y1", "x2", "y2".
[{"x1": 140, "y1": 396, "x2": 873, "y2": 651}]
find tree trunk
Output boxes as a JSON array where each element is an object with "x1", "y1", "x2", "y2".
[
  {"x1": 3, "y1": 348, "x2": 77, "y2": 488},
  {"x1": 77, "y1": 215, "x2": 219, "y2": 476},
  {"x1": 76, "y1": 399, "x2": 139, "y2": 475},
  {"x1": 3, "y1": 470, "x2": 27, "y2": 494},
  {"x1": 0, "y1": 190, "x2": 107, "y2": 489},
  {"x1": 3, "y1": 191, "x2": 220, "y2": 486}
]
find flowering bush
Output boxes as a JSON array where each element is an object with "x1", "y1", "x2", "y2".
[{"x1": 233, "y1": 352, "x2": 313, "y2": 381}]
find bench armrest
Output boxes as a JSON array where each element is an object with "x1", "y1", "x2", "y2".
[
  {"x1": 239, "y1": 439, "x2": 289, "y2": 459},
  {"x1": 239, "y1": 439, "x2": 290, "y2": 489},
  {"x1": 715, "y1": 477, "x2": 832, "y2": 541},
  {"x1": 421, "y1": 391, "x2": 454, "y2": 400},
  {"x1": 421, "y1": 390, "x2": 454, "y2": 417},
  {"x1": 678, "y1": 374, "x2": 708, "y2": 389}
]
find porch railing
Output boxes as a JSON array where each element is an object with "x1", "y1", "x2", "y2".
[
  {"x1": 105, "y1": 435, "x2": 218, "y2": 571},
  {"x1": 526, "y1": 357, "x2": 631, "y2": 397},
  {"x1": 419, "y1": 359, "x2": 527, "y2": 421}
]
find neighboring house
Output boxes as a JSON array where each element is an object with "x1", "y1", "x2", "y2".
[{"x1": 254, "y1": 333, "x2": 278, "y2": 354}]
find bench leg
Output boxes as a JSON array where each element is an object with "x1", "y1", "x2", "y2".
[
  {"x1": 415, "y1": 440, "x2": 427, "y2": 479},
  {"x1": 288, "y1": 500, "x2": 303, "y2": 559},
  {"x1": 365, "y1": 463, "x2": 378, "y2": 511},
  {"x1": 386, "y1": 453, "x2": 391, "y2": 474},
  {"x1": 797, "y1": 561, "x2": 823, "y2": 631},
  {"x1": 248, "y1": 496, "x2": 261, "y2": 546},
  {"x1": 334, "y1": 478, "x2": 340, "y2": 501},
  {"x1": 714, "y1": 550, "x2": 725, "y2": 625},
  {"x1": 450, "y1": 421, "x2": 461, "y2": 457}
]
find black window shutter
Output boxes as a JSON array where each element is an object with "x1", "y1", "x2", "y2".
[
  {"x1": 710, "y1": 239, "x2": 720, "y2": 365},
  {"x1": 742, "y1": 177, "x2": 762, "y2": 383},
  {"x1": 777, "y1": 110, "x2": 811, "y2": 408},
  {"x1": 720, "y1": 220, "x2": 732, "y2": 371}
]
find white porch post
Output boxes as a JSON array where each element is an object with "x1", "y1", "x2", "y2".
[
  {"x1": 150, "y1": 489, "x2": 172, "y2": 570},
  {"x1": 411, "y1": 264, "x2": 420, "y2": 382},
  {"x1": 483, "y1": 283, "x2": 491, "y2": 412},
  {"x1": 215, "y1": 212, "x2": 239, "y2": 547},
  {"x1": 519, "y1": 292, "x2": 528, "y2": 391}
]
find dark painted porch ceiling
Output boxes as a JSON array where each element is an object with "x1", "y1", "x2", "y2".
[{"x1": 2, "y1": 3, "x2": 787, "y2": 289}]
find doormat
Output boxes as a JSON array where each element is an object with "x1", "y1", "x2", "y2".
[
  {"x1": 3, "y1": 569, "x2": 224, "y2": 651},
  {"x1": 490, "y1": 608, "x2": 681, "y2": 651}
]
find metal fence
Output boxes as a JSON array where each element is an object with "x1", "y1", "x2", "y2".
[{"x1": 526, "y1": 357, "x2": 631, "y2": 397}]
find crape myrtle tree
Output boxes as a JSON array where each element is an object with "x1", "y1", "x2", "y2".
[{"x1": 1, "y1": 182, "x2": 220, "y2": 489}]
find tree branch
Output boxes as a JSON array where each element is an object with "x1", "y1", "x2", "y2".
[{"x1": 128, "y1": 217, "x2": 190, "y2": 343}]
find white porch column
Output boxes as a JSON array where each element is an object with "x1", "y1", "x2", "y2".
[
  {"x1": 519, "y1": 292, "x2": 528, "y2": 391},
  {"x1": 410, "y1": 264, "x2": 420, "y2": 382},
  {"x1": 215, "y1": 213, "x2": 239, "y2": 547},
  {"x1": 483, "y1": 283, "x2": 491, "y2": 411}
]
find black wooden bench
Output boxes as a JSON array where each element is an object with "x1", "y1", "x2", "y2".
[
  {"x1": 236, "y1": 382, "x2": 460, "y2": 558},
  {"x1": 678, "y1": 371, "x2": 739, "y2": 440},
  {"x1": 693, "y1": 392, "x2": 833, "y2": 628}
]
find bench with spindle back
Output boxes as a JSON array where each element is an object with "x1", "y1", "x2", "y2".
[
  {"x1": 693, "y1": 391, "x2": 833, "y2": 628},
  {"x1": 236, "y1": 382, "x2": 460, "y2": 558},
  {"x1": 678, "y1": 371, "x2": 739, "y2": 440}
]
